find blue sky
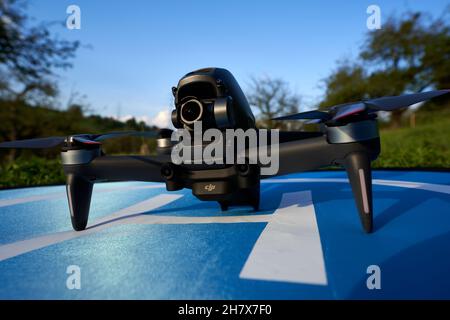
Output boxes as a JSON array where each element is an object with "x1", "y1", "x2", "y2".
[{"x1": 27, "y1": 0, "x2": 449, "y2": 127}]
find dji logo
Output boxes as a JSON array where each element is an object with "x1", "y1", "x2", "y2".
[{"x1": 204, "y1": 184, "x2": 216, "y2": 192}]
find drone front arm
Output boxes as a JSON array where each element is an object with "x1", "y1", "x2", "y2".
[
  {"x1": 62, "y1": 153, "x2": 169, "y2": 230},
  {"x1": 63, "y1": 155, "x2": 168, "y2": 182}
]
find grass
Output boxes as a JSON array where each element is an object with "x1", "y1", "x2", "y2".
[{"x1": 373, "y1": 110, "x2": 450, "y2": 168}]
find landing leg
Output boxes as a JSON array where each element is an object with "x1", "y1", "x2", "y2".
[
  {"x1": 249, "y1": 184, "x2": 260, "y2": 211},
  {"x1": 66, "y1": 174, "x2": 93, "y2": 231},
  {"x1": 219, "y1": 201, "x2": 229, "y2": 211},
  {"x1": 343, "y1": 152, "x2": 373, "y2": 233},
  {"x1": 217, "y1": 183, "x2": 260, "y2": 212}
]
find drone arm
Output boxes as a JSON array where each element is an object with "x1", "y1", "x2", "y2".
[
  {"x1": 63, "y1": 155, "x2": 168, "y2": 182},
  {"x1": 63, "y1": 154, "x2": 168, "y2": 231},
  {"x1": 273, "y1": 136, "x2": 380, "y2": 177}
]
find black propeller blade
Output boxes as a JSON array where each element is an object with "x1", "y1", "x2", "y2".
[
  {"x1": 92, "y1": 131, "x2": 158, "y2": 141},
  {"x1": 274, "y1": 89, "x2": 450, "y2": 123},
  {"x1": 0, "y1": 131, "x2": 159, "y2": 149},
  {"x1": 0, "y1": 137, "x2": 67, "y2": 149},
  {"x1": 273, "y1": 110, "x2": 330, "y2": 121},
  {"x1": 331, "y1": 102, "x2": 366, "y2": 121},
  {"x1": 363, "y1": 89, "x2": 450, "y2": 111}
]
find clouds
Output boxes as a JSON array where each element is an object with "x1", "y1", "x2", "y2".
[
  {"x1": 151, "y1": 110, "x2": 171, "y2": 128},
  {"x1": 114, "y1": 109, "x2": 172, "y2": 128}
]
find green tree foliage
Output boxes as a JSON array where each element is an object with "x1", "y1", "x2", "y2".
[
  {"x1": 0, "y1": 101, "x2": 159, "y2": 160},
  {"x1": 318, "y1": 61, "x2": 368, "y2": 108},
  {"x1": 1, "y1": 0, "x2": 81, "y2": 161},
  {"x1": 0, "y1": 0, "x2": 79, "y2": 101},
  {"x1": 320, "y1": 10, "x2": 450, "y2": 126}
]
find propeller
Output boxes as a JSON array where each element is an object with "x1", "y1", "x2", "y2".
[
  {"x1": 0, "y1": 131, "x2": 159, "y2": 149},
  {"x1": 273, "y1": 89, "x2": 450, "y2": 123},
  {"x1": 274, "y1": 110, "x2": 330, "y2": 121}
]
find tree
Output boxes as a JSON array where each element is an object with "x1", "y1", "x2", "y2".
[
  {"x1": 247, "y1": 76, "x2": 301, "y2": 129},
  {"x1": 0, "y1": 0, "x2": 79, "y2": 102},
  {"x1": 319, "y1": 61, "x2": 368, "y2": 108},
  {"x1": 320, "y1": 10, "x2": 450, "y2": 127},
  {"x1": 0, "y1": 0, "x2": 79, "y2": 161},
  {"x1": 421, "y1": 11, "x2": 450, "y2": 92},
  {"x1": 360, "y1": 11, "x2": 450, "y2": 126}
]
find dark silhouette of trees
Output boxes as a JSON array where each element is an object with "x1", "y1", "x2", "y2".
[
  {"x1": 247, "y1": 76, "x2": 300, "y2": 129},
  {"x1": 0, "y1": 0, "x2": 80, "y2": 160},
  {"x1": 0, "y1": 0, "x2": 80, "y2": 101}
]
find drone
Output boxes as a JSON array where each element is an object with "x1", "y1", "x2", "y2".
[{"x1": 1, "y1": 67, "x2": 448, "y2": 233}]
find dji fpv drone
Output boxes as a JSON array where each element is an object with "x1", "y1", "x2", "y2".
[{"x1": 1, "y1": 68, "x2": 448, "y2": 233}]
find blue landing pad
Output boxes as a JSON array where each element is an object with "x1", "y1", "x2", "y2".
[{"x1": 0, "y1": 170, "x2": 449, "y2": 299}]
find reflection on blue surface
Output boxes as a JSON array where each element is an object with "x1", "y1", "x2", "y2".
[{"x1": 0, "y1": 171, "x2": 449, "y2": 299}]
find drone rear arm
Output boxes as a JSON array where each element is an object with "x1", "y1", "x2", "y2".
[{"x1": 273, "y1": 135, "x2": 380, "y2": 176}]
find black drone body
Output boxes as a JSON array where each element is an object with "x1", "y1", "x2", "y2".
[{"x1": 1, "y1": 67, "x2": 448, "y2": 233}]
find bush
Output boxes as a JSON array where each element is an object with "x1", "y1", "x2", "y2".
[{"x1": 0, "y1": 156, "x2": 65, "y2": 188}]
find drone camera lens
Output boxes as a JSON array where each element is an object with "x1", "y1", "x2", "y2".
[
  {"x1": 180, "y1": 99, "x2": 203, "y2": 125},
  {"x1": 161, "y1": 164, "x2": 174, "y2": 179}
]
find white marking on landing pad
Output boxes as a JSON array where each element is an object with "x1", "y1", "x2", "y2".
[
  {"x1": 0, "y1": 194, "x2": 181, "y2": 261},
  {"x1": 263, "y1": 178, "x2": 450, "y2": 195},
  {"x1": 239, "y1": 191, "x2": 327, "y2": 285},
  {"x1": 1, "y1": 178, "x2": 448, "y2": 210},
  {"x1": 0, "y1": 193, "x2": 279, "y2": 262},
  {"x1": 0, "y1": 191, "x2": 328, "y2": 286},
  {"x1": 0, "y1": 184, "x2": 165, "y2": 208},
  {"x1": 372, "y1": 179, "x2": 450, "y2": 194},
  {"x1": 1, "y1": 177, "x2": 449, "y2": 283}
]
